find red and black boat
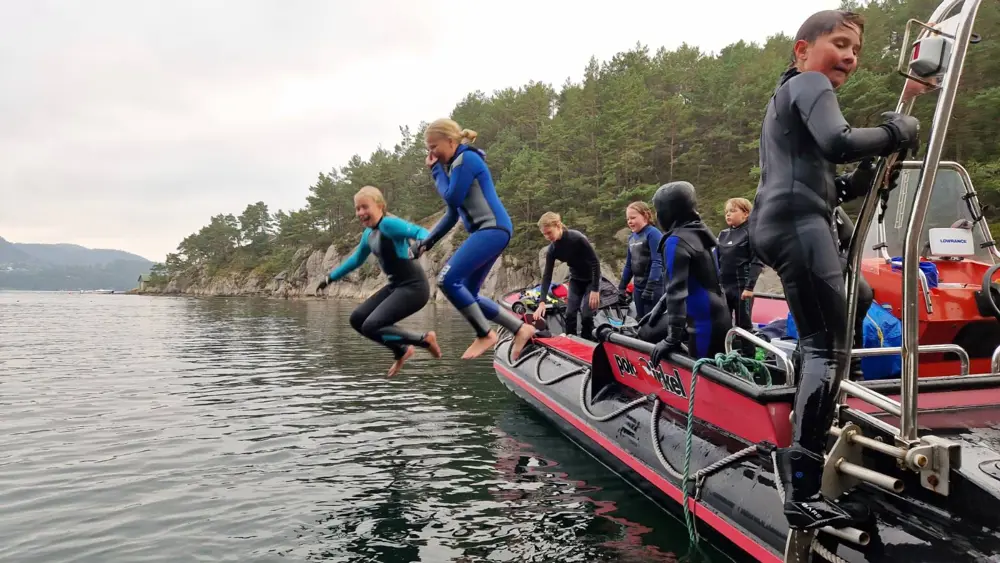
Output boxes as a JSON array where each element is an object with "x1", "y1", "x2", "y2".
[{"x1": 493, "y1": 2, "x2": 1000, "y2": 561}]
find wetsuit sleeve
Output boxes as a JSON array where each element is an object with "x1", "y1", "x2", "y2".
[
  {"x1": 421, "y1": 206, "x2": 459, "y2": 250},
  {"x1": 328, "y1": 236, "x2": 371, "y2": 282},
  {"x1": 835, "y1": 160, "x2": 878, "y2": 204},
  {"x1": 539, "y1": 246, "x2": 556, "y2": 302},
  {"x1": 431, "y1": 152, "x2": 483, "y2": 208},
  {"x1": 619, "y1": 242, "x2": 633, "y2": 291},
  {"x1": 647, "y1": 228, "x2": 664, "y2": 284},
  {"x1": 790, "y1": 72, "x2": 895, "y2": 164},
  {"x1": 379, "y1": 216, "x2": 430, "y2": 241},
  {"x1": 582, "y1": 234, "x2": 602, "y2": 292},
  {"x1": 746, "y1": 253, "x2": 764, "y2": 292},
  {"x1": 661, "y1": 236, "x2": 693, "y2": 345}
]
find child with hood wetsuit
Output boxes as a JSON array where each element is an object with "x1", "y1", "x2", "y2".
[
  {"x1": 318, "y1": 186, "x2": 442, "y2": 377},
  {"x1": 620, "y1": 202, "x2": 664, "y2": 319},
  {"x1": 640, "y1": 181, "x2": 732, "y2": 367},
  {"x1": 748, "y1": 9, "x2": 919, "y2": 530},
  {"x1": 533, "y1": 212, "x2": 603, "y2": 340},
  {"x1": 414, "y1": 119, "x2": 535, "y2": 361}
]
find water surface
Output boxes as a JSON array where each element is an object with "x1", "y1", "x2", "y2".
[{"x1": 0, "y1": 292, "x2": 728, "y2": 562}]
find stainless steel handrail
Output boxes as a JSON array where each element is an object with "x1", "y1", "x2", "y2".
[{"x1": 724, "y1": 327, "x2": 794, "y2": 377}]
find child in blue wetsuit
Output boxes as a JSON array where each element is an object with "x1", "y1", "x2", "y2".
[
  {"x1": 640, "y1": 182, "x2": 732, "y2": 365},
  {"x1": 413, "y1": 119, "x2": 535, "y2": 361},
  {"x1": 619, "y1": 201, "x2": 664, "y2": 318},
  {"x1": 318, "y1": 186, "x2": 441, "y2": 377}
]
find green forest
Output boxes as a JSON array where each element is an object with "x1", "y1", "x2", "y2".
[{"x1": 148, "y1": 0, "x2": 1000, "y2": 288}]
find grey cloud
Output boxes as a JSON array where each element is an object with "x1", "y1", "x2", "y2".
[{"x1": 1, "y1": 0, "x2": 440, "y2": 260}]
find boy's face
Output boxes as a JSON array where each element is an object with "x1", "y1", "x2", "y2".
[{"x1": 795, "y1": 23, "x2": 862, "y2": 88}]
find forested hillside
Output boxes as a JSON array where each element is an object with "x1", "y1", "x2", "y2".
[
  {"x1": 0, "y1": 237, "x2": 152, "y2": 291},
  {"x1": 149, "y1": 0, "x2": 1000, "y2": 292}
]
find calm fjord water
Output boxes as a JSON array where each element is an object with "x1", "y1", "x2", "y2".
[{"x1": 0, "y1": 291, "x2": 725, "y2": 563}]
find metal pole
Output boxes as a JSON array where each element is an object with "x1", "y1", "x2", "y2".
[
  {"x1": 840, "y1": 0, "x2": 958, "y2": 407},
  {"x1": 900, "y1": 0, "x2": 982, "y2": 443}
]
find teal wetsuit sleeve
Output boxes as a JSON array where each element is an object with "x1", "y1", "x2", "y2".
[
  {"x1": 422, "y1": 206, "x2": 459, "y2": 250},
  {"x1": 328, "y1": 233, "x2": 371, "y2": 282},
  {"x1": 379, "y1": 216, "x2": 430, "y2": 241}
]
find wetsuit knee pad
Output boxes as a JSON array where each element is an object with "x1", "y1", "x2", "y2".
[
  {"x1": 349, "y1": 308, "x2": 367, "y2": 332},
  {"x1": 435, "y1": 263, "x2": 464, "y2": 300}
]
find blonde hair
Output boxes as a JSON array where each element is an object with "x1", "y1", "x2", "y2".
[
  {"x1": 725, "y1": 197, "x2": 752, "y2": 214},
  {"x1": 626, "y1": 201, "x2": 654, "y2": 224},
  {"x1": 537, "y1": 211, "x2": 564, "y2": 230},
  {"x1": 425, "y1": 118, "x2": 478, "y2": 145},
  {"x1": 354, "y1": 185, "x2": 387, "y2": 213}
]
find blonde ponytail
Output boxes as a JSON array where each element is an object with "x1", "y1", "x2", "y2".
[
  {"x1": 426, "y1": 118, "x2": 478, "y2": 145},
  {"x1": 459, "y1": 128, "x2": 478, "y2": 145}
]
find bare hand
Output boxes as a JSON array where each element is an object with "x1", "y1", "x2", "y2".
[
  {"x1": 903, "y1": 76, "x2": 937, "y2": 102},
  {"x1": 425, "y1": 153, "x2": 438, "y2": 168},
  {"x1": 588, "y1": 291, "x2": 600, "y2": 311},
  {"x1": 533, "y1": 302, "x2": 547, "y2": 321},
  {"x1": 741, "y1": 290, "x2": 753, "y2": 300}
]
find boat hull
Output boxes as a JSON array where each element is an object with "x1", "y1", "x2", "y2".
[{"x1": 493, "y1": 331, "x2": 1000, "y2": 562}]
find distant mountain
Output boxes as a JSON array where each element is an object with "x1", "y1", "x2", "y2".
[
  {"x1": 0, "y1": 236, "x2": 153, "y2": 291},
  {"x1": 0, "y1": 237, "x2": 38, "y2": 266}
]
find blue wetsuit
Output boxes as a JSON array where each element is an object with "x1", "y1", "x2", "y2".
[
  {"x1": 328, "y1": 215, "x2": 431, "y2": 359},
  {"x1": 421, "y1": 144, "x2": 524, "y2": 336},
  {"x1": 620, "y1": 224, "x2": 664, "y2": 318},
  {"x1": 640, "y1": 222, "x2": 731, "y2": 359},
  {"x1": 641, "y1": 182, "x2": 731, "y2": 363}
]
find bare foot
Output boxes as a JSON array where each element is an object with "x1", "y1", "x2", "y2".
[
  {"x1": 387, "y1": 346, "x2": 415, "y2": 377},
  {"x1": 424, "y1": 331, "x2": 442, "y2": 358},
  {"x1": 510, "y1": 323, "x2": 537, "y2": 361},
  {"x1": 462, "y1": 331, "x2": 499, "y2": 359}
]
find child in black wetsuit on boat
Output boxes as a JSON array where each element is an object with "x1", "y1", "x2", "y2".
[
  {"x1": 748, "y1": 9, "x2": 920, "y2": 530},
  {"x1": 642, "y1": 181, "x2": 732, "y2": 366},
  {"x1": 716, "y1": 197, "x2": 763, "y2": 356},
  {"x1": 533, "y1": 212, "x2": 603, "y2": 340}
]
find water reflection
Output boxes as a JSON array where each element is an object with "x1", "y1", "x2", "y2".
[{"x1": 0, "y1": 292, "x2": 730, "y2": 562}]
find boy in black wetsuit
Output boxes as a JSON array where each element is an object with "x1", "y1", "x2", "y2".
[
  {"x1": 533, "y1": 212, "x2": 602, "y2": 340},
  {"x1": 641, "y1": 181, "x2": 732, "y2": 366},
  {"x1": 716, "y1": 197, "x2": 763, "y2": 356},
  {"x1": 749, "y1": 10, "x2": 919, "y2": 530}
]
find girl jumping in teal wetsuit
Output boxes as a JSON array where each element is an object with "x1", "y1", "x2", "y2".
[{"x1": 319, "y1": 186, "x2": 441, "y2": 377}]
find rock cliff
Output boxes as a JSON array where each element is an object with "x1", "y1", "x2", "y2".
[{"x1": 141, "y1": 222, "x2": 782, "y2": 300}]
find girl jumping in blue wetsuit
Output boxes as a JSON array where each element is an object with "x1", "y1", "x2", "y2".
[
  {"x1": 414, "y1": 119, "x2": 535, "y2": 360},
  {"x1": 318, "y1": 186, "x2": 441, "y2": 377}
]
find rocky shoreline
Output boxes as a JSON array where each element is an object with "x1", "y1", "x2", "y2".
[{"x1": 138, "y1": 224, "x2": 783, "y2": 300}]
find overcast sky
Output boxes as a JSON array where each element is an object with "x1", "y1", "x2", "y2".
[{"x1": 1, "y1": 0, "x2": 840, "y2": 262}]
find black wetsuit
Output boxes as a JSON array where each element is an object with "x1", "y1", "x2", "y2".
[
  {"x1": 749, "y1": 67, "x2": 918, "y2": 529},
  {"x1": 716, "y1": 222, "x2": 763, "y2": 354},
  {"x1": 327, "y1": 216, "x2": 431, "y2": 359},
  {"x1": 641, "y1": 220, "x2": 731, "y2": 359},
  {"x1": 539, "y1": 229, "x2": 602, "y2": 339}
]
